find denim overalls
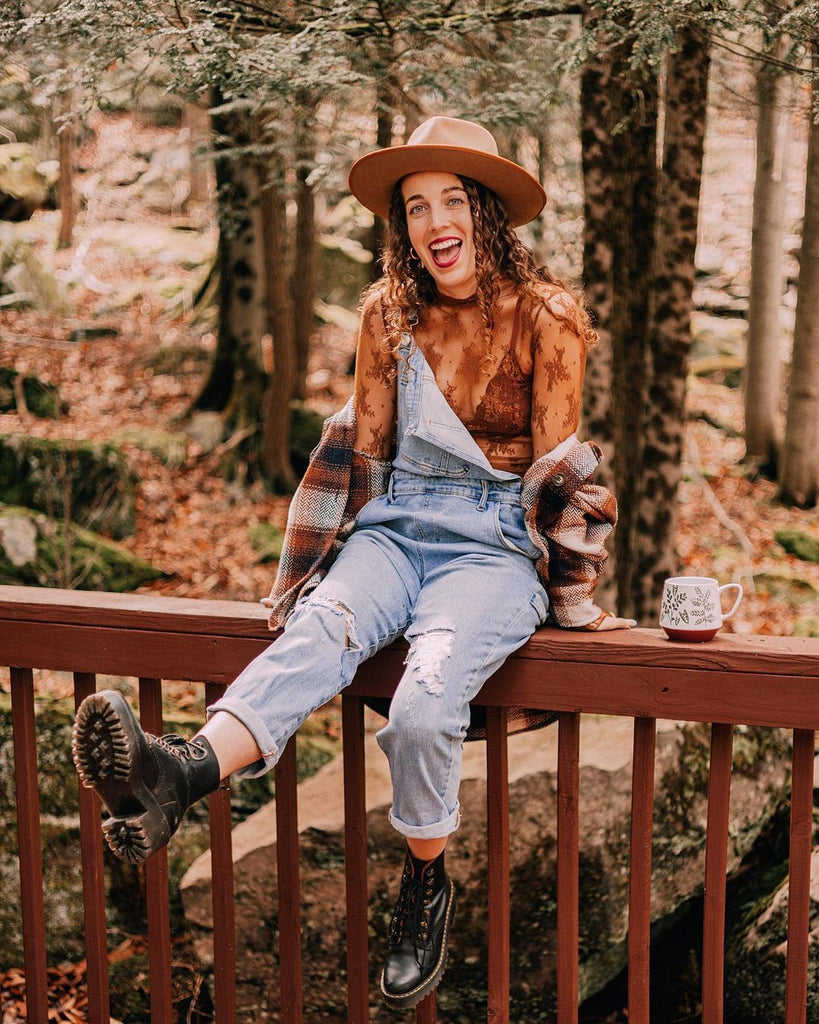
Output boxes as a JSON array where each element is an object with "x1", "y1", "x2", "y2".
[{"x1": 210, "y1": 342, "x2": 549, "y2": 840}]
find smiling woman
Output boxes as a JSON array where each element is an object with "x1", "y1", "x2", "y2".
[
  {"x1": 401, "y1": 173, "x2": 477, "y2": 298},
  {"x1": 72, "y1": 115, "x2": 634, "y2": 1014}
]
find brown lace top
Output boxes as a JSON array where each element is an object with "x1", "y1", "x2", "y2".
[{"x1": 354, "y1": 280, "x2": 586, "y2": 474}]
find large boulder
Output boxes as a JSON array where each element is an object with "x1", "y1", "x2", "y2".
[
  {"x1": 181, "y1": 718, "x2": 790, "y2": 1022},
  {"x1": 0, "y1": 504, "x2": 166, "y2": 592},
  {"x1": 0, "y1": 434, "x2": 136, "y2": 539},
  {"x1": 724, "y1": 848, "x2": 819, "y2": 1023}
]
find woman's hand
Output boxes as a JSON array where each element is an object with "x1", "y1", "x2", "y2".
[{"x1": 577, "y1": 610, "x2": 637, "y2": 631}]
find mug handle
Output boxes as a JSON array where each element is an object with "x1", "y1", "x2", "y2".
[{"x1": 718, "y1": 582, "x2": 743, "y2": 620}]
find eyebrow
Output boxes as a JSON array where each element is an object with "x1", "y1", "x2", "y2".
[{"x1": 404, "y1": 185, "x2": 468, "y2": 205}]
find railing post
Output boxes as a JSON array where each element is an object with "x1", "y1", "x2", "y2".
[
  {"x1": 486, "y1": 705, "x2": 510, "y2": 1023},
  {"x1": 628, "y1": 716, "x2": 656, "y2": 1024},
  {"x1": 701, "y1": 722, "x2": 733, "y2": 1024},
  {"x1": 342, "y1": 695, "x2": 370, "y2": 1024},
  {"x1": 205, "y1": 681, "x2": 237, "y2": 1024},
  {"x1": 10, "y1": 666, "x2": 49, "y2": 1024},
  {"x1": 556, "y1": 711, "x2": 580, "y2": 1024},
  {"x1": 275, "y1": 736, "x2": 303, "y2": 1023},
  {"x1": 784, "y1": 728, "x2": 815, "y2": 1024},
  {"x1": 74, "y1": 672, "x2": 110, "y2": 1024},
  {"x1": 139, "y1": 677, "x2": 174, "y2": 1024}
]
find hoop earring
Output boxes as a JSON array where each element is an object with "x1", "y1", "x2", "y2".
[{"x1": 409, "y1": 247, "x2": 423, "y2": 267}]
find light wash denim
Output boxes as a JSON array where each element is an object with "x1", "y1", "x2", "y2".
[{"x1": 209, "y1": 342, "x2": 549, "y2": 839}]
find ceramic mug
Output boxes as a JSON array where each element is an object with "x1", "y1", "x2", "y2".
[{"x1": 659, "y1": 576, "x2": 743, "y2": 642}]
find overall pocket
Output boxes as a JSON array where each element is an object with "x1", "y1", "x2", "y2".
[{"x1": 494, "y1": 503, "x2": 540, "y2": 558}]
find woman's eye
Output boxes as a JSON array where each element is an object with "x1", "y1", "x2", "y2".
[
  {"x1": 448, "y1": 196, "x2": 465, "y2": 206},
  {"x1": 408, "y1": 203, "x2": 425, "y2": 215}
]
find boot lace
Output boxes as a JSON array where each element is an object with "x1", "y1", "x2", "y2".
[
  {"x1": 388, "y1": 861, "x2": 436, "y2": 955},
  {"x1": 155, "y1": 734, "x2": 209, "y2": 762}
]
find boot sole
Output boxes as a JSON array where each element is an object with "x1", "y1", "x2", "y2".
[
  {"x1": 380, "y1": 879, "x2": 457, "y2": 1010},
  {"x1": 72, "y1": 690, "x2": 171, "y2": 864}
]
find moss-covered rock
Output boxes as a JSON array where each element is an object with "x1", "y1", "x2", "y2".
[
  {"x1": 0, "y1": 366, "x2": 64, "y2": 419},
  {"x1": 0, "y1": 434, "x2": 136, "y2": 538},
  {"x1": 775, "y1": 528, "x2": 819, "y2": 564},
  {"x1": 0, "y1": 504, "x2": 167, "y2": 591},
  {"x1": 724, "y1": 846, "x2": 819, "y2": 1022}
]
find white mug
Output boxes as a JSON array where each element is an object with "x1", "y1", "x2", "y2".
[{"x1": 660, "y1": 576, "x2": 743, "y2": 642}]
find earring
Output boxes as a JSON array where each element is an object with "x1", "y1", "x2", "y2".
[{"x1": 409, "y1": 247, "x2": 423, "y2": 267}]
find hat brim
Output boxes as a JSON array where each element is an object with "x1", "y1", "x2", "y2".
[{"x1": 348, "y1": 144, "x2": 547, "y2": 228}]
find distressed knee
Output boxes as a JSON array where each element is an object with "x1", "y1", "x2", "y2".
[
  {"x1": 404, "y1": 626, "x2": 455, "y2": 697},
  {"x1": 299, "y1": 594, "x2": 360, "y2": 651}
]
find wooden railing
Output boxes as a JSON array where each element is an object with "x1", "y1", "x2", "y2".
[{"x1": 1, "y1": 584, "x2": 817, "y2": 1024}]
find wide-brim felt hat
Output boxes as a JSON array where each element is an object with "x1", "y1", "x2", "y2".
[{"x1": 348, "y1": 116, "x2": 547, "y2": 228}]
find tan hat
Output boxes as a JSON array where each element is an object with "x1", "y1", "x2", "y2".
[{"x1": 348, "y1": 116, "x2": 547, "y2": 228}]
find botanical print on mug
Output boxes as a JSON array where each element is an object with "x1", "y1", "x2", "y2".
[{"x1": 660, "y1": 584, "x2": 718, "y2": 627}]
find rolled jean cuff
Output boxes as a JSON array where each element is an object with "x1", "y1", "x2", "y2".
[
  {"x1": 387, "y1": 803, "x2": 461, "y2": 840},
  {"x1": 206, "y1": 696, "x2": 280, "y2": 778}
]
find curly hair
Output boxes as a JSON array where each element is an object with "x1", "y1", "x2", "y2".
[{"x1": 369, "y1": 175, "x2": 597, "y2": 359}]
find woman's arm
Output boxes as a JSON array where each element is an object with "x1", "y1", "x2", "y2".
[
  {"x1": 528, "y1": 291, "x2": 633, "y2": 631},
  {"x1": 353, "y1": 291, "x2": 397, "y2": 459},
  {"x1": 530, "y1": 291, "x2": 586, "y2": 460}
]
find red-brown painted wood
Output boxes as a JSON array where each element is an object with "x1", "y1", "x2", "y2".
[
  {"x1": 205, "y1": 681, "x2": 237, "y2": 1024},
  {"x1": 275, "y1": 737, "x2": 303, "y2": 1023},
  {"x1": 10, "y1": 667, "x2": 48, "y2": 1024},
  {"x1": 74, "y1": 672, "x2": 111, "y2": 1024},
  {"x1": 701, "y1": 723, "x2": 734, "y2": 1024},
  {"x1": 342, "y1": 696, "x2": 370, "y2": 1024},
  {"x1": 557, "y1": 712, "x2": 580, "y2": 1024},
  {"x1": 784, "y1": 728, "x2": 815, "y2": 1024},
  {"x1": 416, "y1": 993, "x2": 437, "y2": 1022},
  {"x1": 486, "y1": 706, "x2": 511, "y2": 1023},
  {"x1": 628, "y1": 717, "x2": 656, "y2": 1024},
  {"x1": 139, "y1": 678, "x2": 174, "y2": 1024}
]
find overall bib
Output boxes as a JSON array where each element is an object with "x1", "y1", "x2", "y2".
[{"x1": 210, "y1": 342, "x2": 549, "y2": 839}]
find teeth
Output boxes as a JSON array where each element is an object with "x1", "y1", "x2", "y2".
[{"x1": 430, "y1": 240, "x2": 460, "y2": 251}]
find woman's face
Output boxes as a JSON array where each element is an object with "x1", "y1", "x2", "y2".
[{"x1": 400, "y1": 171, "x2": 477, "y2": 299}]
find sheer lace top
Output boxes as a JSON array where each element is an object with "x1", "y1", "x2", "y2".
[{"x1": 353, "y1": 280, "x2": 586, "y2": 475}]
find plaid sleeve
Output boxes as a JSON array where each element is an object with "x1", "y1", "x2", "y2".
[
  {"x1": 521, "y1": 436, "x2": 618, "y2": 628},
  {"x1": 262, "y1": 400, "x2": 391, "y2": 629}
]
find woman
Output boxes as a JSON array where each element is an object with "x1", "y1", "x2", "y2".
[{"x1": 73, "y1": 116, "x2": 634, "y2": 1010}]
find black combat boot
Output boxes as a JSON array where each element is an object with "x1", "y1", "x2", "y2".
[
  {"x1": 381, "y1": 848, "x2": 456, "y2": 1009},
  {"x1": 72, "y1": 689, "x2": 221, "y2": 864}
]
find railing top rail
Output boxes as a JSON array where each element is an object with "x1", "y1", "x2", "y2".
[{"x1": 2, "y1": 584, "x2": 818, "y2": 677}]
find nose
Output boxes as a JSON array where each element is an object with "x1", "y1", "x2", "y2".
[{"x1": 428, "y1": 200, "x2": 450, "y2": 231}]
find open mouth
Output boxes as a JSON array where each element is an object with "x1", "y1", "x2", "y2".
[{"x1": 429, "y1": 238, "x2": 462, "y2": 269}]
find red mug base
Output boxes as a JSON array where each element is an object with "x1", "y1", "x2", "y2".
[{"x1": 663, "y1": 627, "x2": 719, "y2": 643}]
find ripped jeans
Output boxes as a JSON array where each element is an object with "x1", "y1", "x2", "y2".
[{"x1": 208, "y1": 470, "x2": 548, "y2": 839}]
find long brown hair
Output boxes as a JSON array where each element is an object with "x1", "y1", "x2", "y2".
[{"x1": 370, "y1": 175, "x2": 597, "y2": 356}]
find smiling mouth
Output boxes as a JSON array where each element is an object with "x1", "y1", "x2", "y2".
[{"x1": 429, "y1": 239, "x2": 462, "y2": 268}]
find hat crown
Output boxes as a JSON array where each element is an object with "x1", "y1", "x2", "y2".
[{"x1": 406, "y1": 116, "x2": 499, "y2": 158}]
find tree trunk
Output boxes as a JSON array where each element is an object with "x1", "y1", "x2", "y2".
[
  {"x1": 260, "y1": 156, "x2": 297, "y2": 492},
  {"x1": 293, "y1": 102, "x2": 318, "y2": 400},
  {"x1": 192, "y1": 109, "x2": 268, "y2": 477},
  {"x1": 744, "y1": 40, "x2": 792, "y2": 476},
  {"x1": 366, "y1": 73, "x2": 396, "y2": 283},
  {"x1": 56, "y1": 90, "x2": 75, "y2": 250},
  {"x1": 632, "y1": 26, "x2": 710, "y2": 622},
  {"x1": 580, "y1": 28, "x2": 658, "y2": 616},
  {"x1": 779, "y1": 65, "x2": 819, "y2": 507}
]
